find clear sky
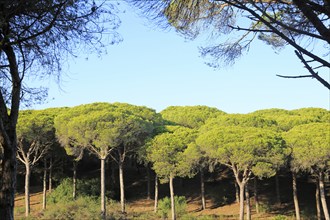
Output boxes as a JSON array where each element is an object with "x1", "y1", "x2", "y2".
[{"x1": 33, "y1": 2, "x2": 329, "y2": 114}]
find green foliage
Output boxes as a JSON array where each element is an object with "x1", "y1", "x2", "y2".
[
  {"x1": 48, "y1": 178, "x2": 74, "y2": 204},
  {"x1": 42, "y1": 196, "x2": 100, "y2": 220},
  {"x1": 196, "y1": 125, "x2": 288, "y2": 179},
  {"x1": 158, "y1": 196, "x2": 187, "y2": 219},
  {"x1": 55, "y1": 102, "x2": 159, "y2": 159},
  {"x1": 148, "y1": 127, "x2": 197, "y2": 182},
  {"x1": 251, "y1": 108, "x2": 329, "y2": 131},
  {"x1": 200, "y1": 113, "x2": 278, "y2": 132},
  {"x1": 48, "y1": 178, "x2": 101, "y2": 204},
  {"x1": 284, "y1": 122, "x2": 330, "y2": 173},
  {"x1": 161, "y1": 105, "x2": 225, "y2": 128},
  {"x1": 272, "y1": 215, "x2": 288, "y2": 220}
]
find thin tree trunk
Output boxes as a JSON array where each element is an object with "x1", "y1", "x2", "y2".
[
  {"x1": 119, "y1": 159, "x2": 125, "y2": 213},
  {"x1": 101, "y1": 158, "x2": 106, "y2": 219},
  {"x1": 25, "y1": 163, "x2": 31, "y2": 217},
  {"x1": 319, "y1": 171, "x2": 330, "y2": 220},
  {"x1": 235, "y1": 182, "x2": 240, "y2": 203},
  {"x1": 315, "y1": 181, "x2": 322, "y2": 220},
  {"x1": 200, "y1": 168, "x2": 206, "y2": 210},
  {"x1": 73, "y1": 160, "x2": 77, "y2": 200},
  {"x1": 146, "y1": 165, "x2": 151, "y2": 199},
  {"x1": 169, "y1": 174, "x2": 176, "y2": 220},
  {"x1": 254, "y1": 178, "x2": 259, "y2": 214},
  {"x1": 245, "y1": 182, "x2": 251, "y2": 220},
  {"x1": 239, "y1": 183, "x2": 245, "y2": 220},
  {"x1": 292, "y1": 172, "x2": 300, "y2": 220},
  {"x1": 154, "y1": 175, "x2": 159, "y2": 213},
  {"x1": 48, "y1": 157, "x2": 52, "y2": 193},
  {"x1": 275, "y1": 174, "x2": 281, "y2": 204},
  {"x1": 43, "y1": 159, "x2": 47, "y2": 210}
]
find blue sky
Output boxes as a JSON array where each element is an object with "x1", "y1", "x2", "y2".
[{"x1": 33, "y1": 2, "x2": 329, "y2": 114}]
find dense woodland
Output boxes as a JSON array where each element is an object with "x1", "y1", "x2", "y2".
[
  {"x1": 0, "y1": 1, "x2": 329, "y2": 219},
  {"x1": 9, "y1": 103, "x2": 330, "y2": 220}
]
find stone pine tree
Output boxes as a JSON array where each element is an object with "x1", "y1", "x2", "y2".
[
  {"x1": 106, "y1": 103, "x2": 160, "y2": 214},
  {"x1": 131, "y1": 0, "x2": 330, "y2": 89},
  {"x1": 55, "y1": 107, "x2": 86, "y2": 200},
  {"x1": 285, "y1": 123, "x2": 330, "y2": 220},
  {"x1": 160, "y1": 105, "x2": 225, "y2": 209},
  {"x1": 0, "y1": 1, "x2": 121, "y2": 218},
  {"x1": 196, "y1": 125, "x2": 287, "y2": 220},
  {"x1": 55, "y1": 102, "x2": 157, "y2": 218},
  {"x1": 147, "y1": 126, "x2": 197, "y2": 220},
  {"x1": 251, "y1": 107, "x2": 329, "y2": 204},
  {"x1": 16, "y1": 109, "x2": 58, "y2": 217}
]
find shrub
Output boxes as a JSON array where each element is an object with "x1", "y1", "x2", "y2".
[
  {"x1": 272, "y1": 215, "x2": 288, "y2": 220},
  {"x1": 158, "y1": 196, "x2": 187, "y2": 219},
  {"x1": 42, "y1": 196, "x2": 100, "y2": 219},
  {"x1": 48, "y1": 178, "x2": 101, "y2": 204},
  {"x1": 48, "y1": 178, "x2": 73, "y2": 204}
]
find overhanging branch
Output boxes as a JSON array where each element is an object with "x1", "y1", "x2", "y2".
[{"x1": 276, "y1": 74, "x2": 314, "y2": 78}]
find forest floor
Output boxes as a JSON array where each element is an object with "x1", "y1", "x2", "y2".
[{"x1": 14, "y1": 167, "x2": 326, "y2": 219}]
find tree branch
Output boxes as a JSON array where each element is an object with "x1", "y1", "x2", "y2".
[
  {"x1": 276, "y1": 74, "x2": 314, "y2": 78},
  {"x1": 294, "y1": 50, "x2": 330, "y2": 89}
]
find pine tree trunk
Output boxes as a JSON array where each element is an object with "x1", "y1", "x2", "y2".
[
  {"x1": 48, "y1": 157, "x2": 52, "y2": 193},
  {"x1": 235, "y1": 182, "x2": 240, "y2": 203},
  {"x1": 100, "y1": 158, "x2": 106, "y2": 219},
  {"x1": 24, "y1": 163, "x2": 31, "y2": 217},
  {"x1": 73, "y1": 161, "x2": 77, "y2": 200},
  {"x1": 119, "y1": 159, "x2": 125, "y2": 213},
  {"x1": 0, "y1": 137, "x2": 17, "y2": 220},
  {"x1": 0, "y1": 44, "x2": 20, "y2": 220},
  {"x1": 200, "y1": 168, "x2": 206, "y2": 210},
  {"x1": 169, "y1": 174, "x2": 176, "y2": 220},
  {"x1": 319, "y1": 171, "x2": 330, "y2": 220},
  {"x1": 245, "y1": 182, "x2": 251, "y2": 220},
  {"x1": 315, "y1": 181, "x2": 321, "y2": 220},
  {"x1": 154, "y1": 175, "x2": 159, "y2": 213},
  {"x1": 146, "y1": 165, "x2": 151, "y2": 199},
  {"x1": 43, "y1": 159, "x2": 47, "y2": 210},
  {"x1": 239, "y1": 183, "x2": 245, "y2": 220},
  {"x1": 275, "y1": 174, "x2": 281, "y2": 204},
  {"x1": 254, "y1": 178, "x2": 259, "y2": 214},
  {"x1": 292, "y1": 172, "x2": 301, "y2": 220}
]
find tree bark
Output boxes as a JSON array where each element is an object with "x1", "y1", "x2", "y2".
[
  {"x1": 0, "y1": 42, "x2": 21, "y2": 220},
  {"x1": 235, "y1": 182, "x2": 240, "y2": 203},
  {"x1": 169, "y1": 174, "x2": 176, "y2": 220},
  {"x1": 319, "y1": 171, "x2": 329, "y2": 220},
  {"x1": 315, "y1": 181, "x2": 321, "y2": 220},
  {"x1": 43, "y1": 159, "x2": 47, "y2": 210},
  {"x1": 254, "y1": 178, "x2": 259, "y2": 214},
  {"x1": 245, "y1": 182, "x2": 251, "y2": 220},
  {"x1": 48, "y1": 157, "x2": 52, "y2": 193},
  {"x1": 119, "y1": 159, "x2": 125, "y2": 213},
  {"x1": 100, "y1": 158, "x2": 106, "y2": 219},
  {"x1": 24, "y1": 163, "x2": 31, "y2": 217},
  {"x1": 239, "y1": 183, "x2": 245, "y2": 220},
  {"x1": 200, "y1": 168, "x2": 206, "y2": 210},
  {"x1": 292, "y1": 172, "x2": 301, "y2": 220},
  {"x1": 0, "y1": 129, "x2": 17, "y2": 220},
  {"x1": 73, "y1": 160, "x2": 77, "y2": 200},
  {"x1": 146, "y1": 164, "x2": 151, "y2": 199},
  {"x1": 275, "y1": 174, "x2": 281, "y2": 204},
  {"x1": 154, "y1": 175, "x2": 159, "y2": 213}
]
